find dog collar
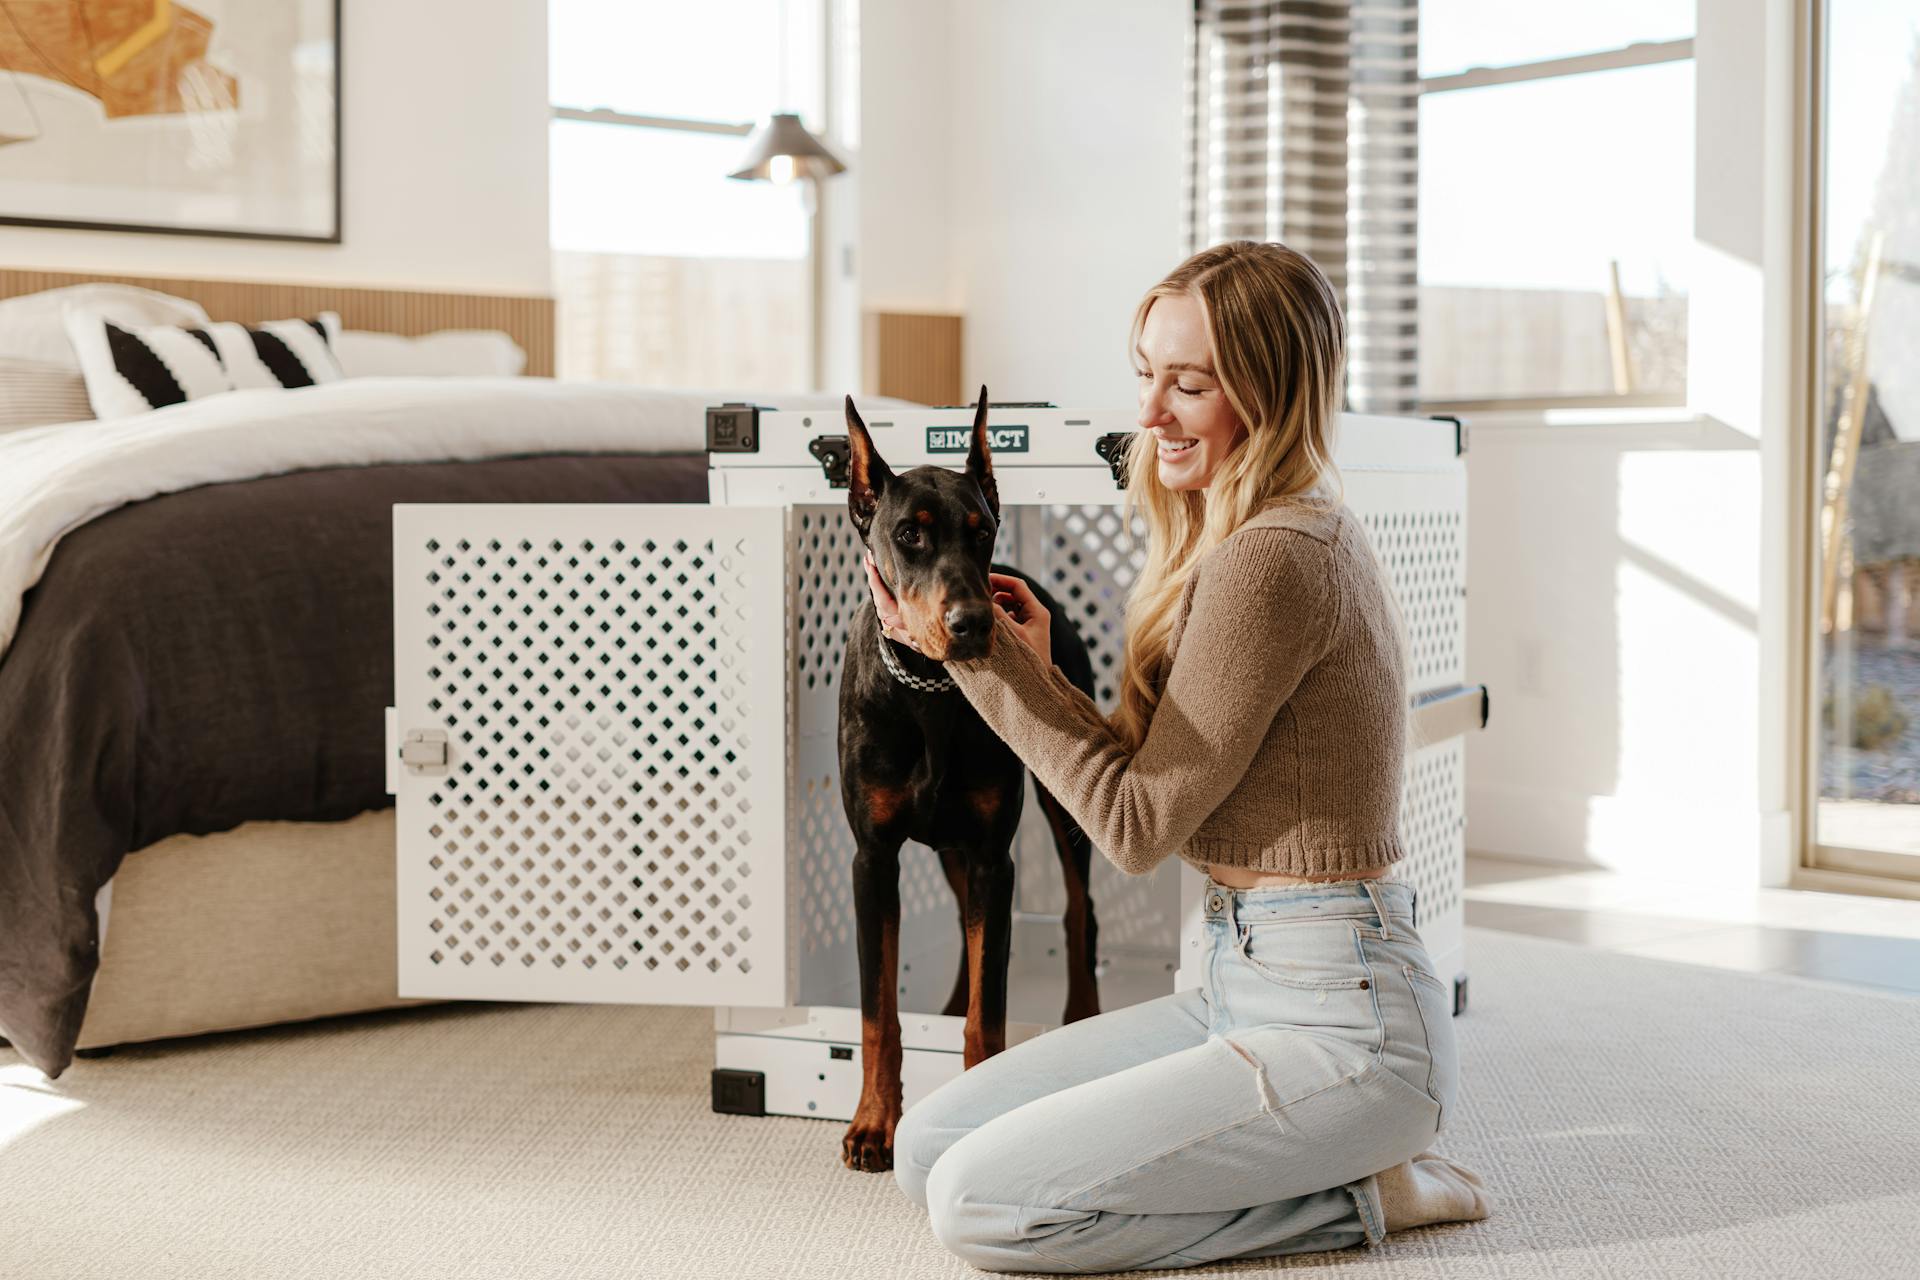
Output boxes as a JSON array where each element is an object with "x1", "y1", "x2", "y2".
[{"x1": 875, "y1": 610, "x2": 958, "y2": 693}]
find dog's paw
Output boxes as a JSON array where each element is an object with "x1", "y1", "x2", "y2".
[{"x1": 842, "y1": 1107, "x2": 899, "y2": 1173}]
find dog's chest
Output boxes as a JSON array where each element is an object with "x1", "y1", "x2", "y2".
[{"x1": 890, "y1": 710, "x2": 1019, "y2": 835}]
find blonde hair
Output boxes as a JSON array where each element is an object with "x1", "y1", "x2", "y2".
[{"x1": 1111, "y1": 240, "x2": 1411, "y2": 753}]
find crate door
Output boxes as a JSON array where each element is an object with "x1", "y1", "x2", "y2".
[{"x1": 393, "y1": 504, "x2": 789, "y2": 1007}]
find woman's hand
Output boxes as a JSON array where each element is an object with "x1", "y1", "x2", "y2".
[
  {"x1": 863, "y1": 550, "x2": 924, "y2": 653},
  {"x1": 989, "y1": 572, "x2": 1051, "y2": 658}
]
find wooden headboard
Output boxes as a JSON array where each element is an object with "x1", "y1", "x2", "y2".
[{"x1": 0, "y1": 268, "x2": 556, "y2": 377}]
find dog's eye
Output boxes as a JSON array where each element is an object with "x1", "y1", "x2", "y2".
[
  {"x1": 896, "y1": 527, "x2": 923, "y2": 549},
  {"x1": 973, "y1": 526, "x2": 993, "y2": 542}
]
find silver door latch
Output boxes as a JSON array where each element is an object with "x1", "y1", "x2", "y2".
[{"x1": 400, "y1": 728, "x2": 449, "y2": 775}]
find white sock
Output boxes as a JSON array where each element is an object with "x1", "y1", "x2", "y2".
[{"x1": 1373, "y1": 1150, "x2": 1493, "y2": 1233}]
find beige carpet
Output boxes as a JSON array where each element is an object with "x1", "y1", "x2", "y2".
[{"x1": 3, "y1": 925, "x2": 1917, "y2": 1279}]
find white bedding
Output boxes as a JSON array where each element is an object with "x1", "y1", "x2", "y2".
[{"x1": 0, "y1": 376, "x2": 885, "y2": 667}]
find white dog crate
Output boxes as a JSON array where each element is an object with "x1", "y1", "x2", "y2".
[{"x1": 388, "y1": 404, "x2": 1483, "y2": 1125}]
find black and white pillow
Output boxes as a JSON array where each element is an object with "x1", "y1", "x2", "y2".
[{"x1": 62, "y1": 308, "x2": 344, "y2": 419}]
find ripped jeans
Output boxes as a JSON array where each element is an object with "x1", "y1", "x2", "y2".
[{"x1": 892, "y1": 876, "x2": 1458, "y2": 1273}]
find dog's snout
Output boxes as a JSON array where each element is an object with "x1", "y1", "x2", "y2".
[{"x1": 945, "y1": 603, "x2": 992, "y2": 640}]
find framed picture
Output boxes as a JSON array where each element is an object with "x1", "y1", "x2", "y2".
[{"x1": 0, "y1": 0, "x2": 340, "y2": 242}]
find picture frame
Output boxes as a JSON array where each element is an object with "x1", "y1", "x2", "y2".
[{"x1": 0, "y1": 0, "x2": 341, "y2": 243}]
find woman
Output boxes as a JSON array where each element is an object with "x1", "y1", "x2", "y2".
[{"x1": 863, "y1": 241, "x2": 1492, "y2": 1272}]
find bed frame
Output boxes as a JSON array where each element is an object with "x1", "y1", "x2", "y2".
[
  {"x1": 79, "y1": 811, "x2": 434, "y2": 1051},
  {"x1": 0, "y1": 268, "x2": 555, "y2": 377},
  {"x1": 0, "y1": 267, "x2": 553, "y2": 1056}
]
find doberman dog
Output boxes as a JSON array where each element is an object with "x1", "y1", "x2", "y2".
[{"x1": 837, "y1": 388, "x2": 1103, "y2": 1173}]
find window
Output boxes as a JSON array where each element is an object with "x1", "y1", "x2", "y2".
[
  {"x1": 548, "y1": 0, "x2": 824, "y2": 389},
  {"x1": 1417, "y1": 2, "x2": 1695, "y2": 410}
]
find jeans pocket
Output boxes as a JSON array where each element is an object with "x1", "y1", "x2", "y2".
[
  {"x1": 1235, "y1": 918, "x2": 1373, "y2": 991},
  {"x1": 1403, "y1": 965, "x2": 1459, "y2": 1133}
]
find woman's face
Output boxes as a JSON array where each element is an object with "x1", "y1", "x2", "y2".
[{"x1": 1134, "y1": 293, "x2": 1246, "y2": 491}]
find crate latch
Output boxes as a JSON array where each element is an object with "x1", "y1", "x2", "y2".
[{"x1": 400, "y1": 728, "x2": 449, "y2": 775}]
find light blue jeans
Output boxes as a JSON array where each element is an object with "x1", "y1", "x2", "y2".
[{"x1": 893, "y1": 876, "x2": 1458, "y2": 1273}]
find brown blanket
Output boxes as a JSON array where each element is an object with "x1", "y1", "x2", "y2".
[{"x1": 0, "y1": 452, "x2": 710, "y2": 1077}]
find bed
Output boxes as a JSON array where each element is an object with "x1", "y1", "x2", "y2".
[{"x1": 0, "y1": 268, "x2": 889, "y2": 1078}]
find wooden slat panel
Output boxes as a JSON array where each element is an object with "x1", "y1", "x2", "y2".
[
  {"x1": 862, "y1": 310, "x2": 962, "y2": 407},
  {"x1": 0, "y1": 268, "x2": 556, "y2": 376}
]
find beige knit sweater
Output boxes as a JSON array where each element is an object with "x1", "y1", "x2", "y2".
[{"x1": 944, "y1": 497, "x2": 1407, "y2": 877}]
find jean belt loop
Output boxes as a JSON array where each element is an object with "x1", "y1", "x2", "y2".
[{"x1": 1362, "y1": 879, "x2": 1394, "y2": 941}]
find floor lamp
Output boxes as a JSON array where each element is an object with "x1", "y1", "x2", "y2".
[{"x1": 728, "y1": 113, "x2": 846, "y2": 391}]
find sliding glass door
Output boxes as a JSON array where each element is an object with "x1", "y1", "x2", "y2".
[{"x1": 1812, "y1": 0, "x2": 1920, "y2": 880}]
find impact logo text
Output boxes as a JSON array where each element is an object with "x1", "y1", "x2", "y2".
[{"x1": 926, "y1": 425, "x2": 1028, "y2": 453}]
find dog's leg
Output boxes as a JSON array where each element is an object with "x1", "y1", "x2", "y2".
[
  {"x1": 844, "y1": 835, "x2": 907, "y2": 1173},
  {"x1": 1035, "y1": 781, "x2": 1102, "y2": 1023},
  {"x1": 937, "y1": 847, "x2": 971, "y2": 1018},
  {"x1": 955, "y1": 848, "x2": 1016, "y2": 1069}
]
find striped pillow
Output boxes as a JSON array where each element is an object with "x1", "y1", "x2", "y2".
[
  {"x1": 0, "y1": 357, "x2": 94, "y2": 432},
  {"x1": 62, "y1": 308, "x2": 344, "y2": 419}
]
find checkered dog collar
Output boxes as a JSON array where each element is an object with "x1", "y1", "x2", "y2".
[{"x1": 875, "y1": 608, "x2": 958, "y2": 693}]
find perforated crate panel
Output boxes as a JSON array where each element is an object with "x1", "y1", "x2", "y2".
[
  {"x1": 1399, "y1": 736, "x2": 1467, "y2": 976},
  {"x1": 1346, "y1": 468, "x2": 1469, "y2": 962},
  {"x1": 392, "y1": 504, "x2": 790, "y2": 1007},
  {"x1": 1004, "y1": 505, "x2": 1183, "y2": 965},
  {"x1": 1351, "y1": 489, "x2": 1467, "y2": 695}
]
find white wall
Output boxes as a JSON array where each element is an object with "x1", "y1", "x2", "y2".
[
  {"x1": 1463, "y1": 413, "x2": 1774, "y2": 886},
  {"x1": 857, "y1": 0, "x2": 1188, "y2": 407},
  {"x1": 0, "y1": 0, "x2": 551, "y2": 294},
  {"x1": 856, "y1": 0, "x2": 954, "y2": 315},
  {"x1": 1462, "y1": 0, "x2": 1803, "y2": 889}
]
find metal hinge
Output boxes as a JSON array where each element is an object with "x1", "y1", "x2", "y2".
[
  {"x1": 808, "y1": 434, "x2": 851, "y2": 488},
  {"x1": 1094, "y1": 431, "x2": 1135, "y2": 488}
]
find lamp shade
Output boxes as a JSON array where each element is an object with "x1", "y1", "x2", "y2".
[{"x1": 727, "y1": 113, "x2": 847, "y2": 182}]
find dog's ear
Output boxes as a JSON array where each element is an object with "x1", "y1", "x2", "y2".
[
  {"x1": 965, "y1": 383, "x2": 999, "y2": 520},
  {"x1": 845, "y1": 394, "x2": 893, "y2": 538}
]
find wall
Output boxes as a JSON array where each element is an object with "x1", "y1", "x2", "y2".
[
  {"x1": 0, "y1": 0, "x2": 551, "y2": 295},
  {"x1": 857, "y1": 0, "x2": 1188, "y2": 408},
  {"x1": 855, "y1": 0, "x2": 954, "y2": 316},
  {"x1": 1463, "y1": 413, "x2": 1772, "y2": 886}
]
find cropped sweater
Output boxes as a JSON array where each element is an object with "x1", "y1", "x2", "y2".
[{"x1": 943, "y1": 497, "x2": 1407, "y2": 878}]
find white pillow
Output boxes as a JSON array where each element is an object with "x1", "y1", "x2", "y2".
[
  {"x1": 0, "y1": 283, "x2": 210, "y2": 367},
  {"x1": 63, "y1": 308, "x2": 344, "y2": 419},
  {"x1": 332, "y1": 328, "x2": 526, "y2": 378},
  {"x1": 0, "y1": 357, "x2": 93, "y2": 432}
]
